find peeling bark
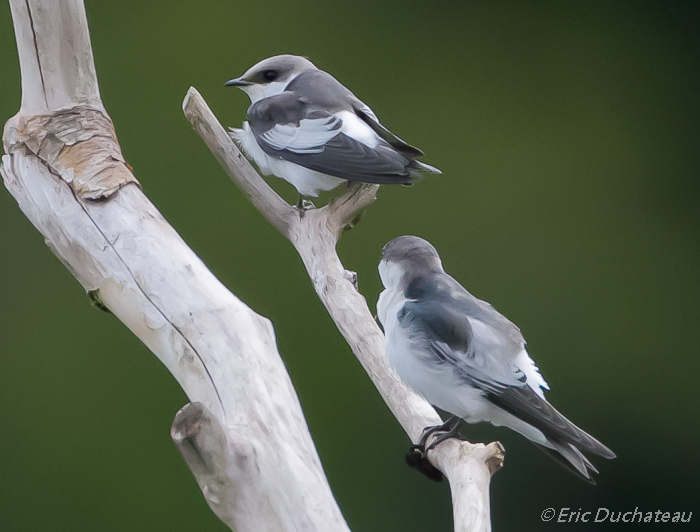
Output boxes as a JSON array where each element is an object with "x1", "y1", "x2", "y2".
[{"x1": 4, "y1": 106, "x2": 139, "y2": 199}]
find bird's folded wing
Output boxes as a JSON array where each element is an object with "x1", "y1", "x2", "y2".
[
  {"x1": 399, "y1": 298, "x2": 527, "y2": 391},
  {"x1": 248, "y1": 92, "x2": 426, "y2": 183},
  {"x1": 257, "y1": 121, "x2": 415, "y2": 183}
]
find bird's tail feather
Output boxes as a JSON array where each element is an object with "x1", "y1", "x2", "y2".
[
  {"x1": 530, "y1": 415, "x2": 613, "y2": 483},
  {"x1": 486, "y1": 386, "x2": 615, "y2": 459},
  {"x1": 485, "y1": 385, "x2": 614, "y2": 481},
  {"x1": 412, "y1": 160, "x2": 442, "y2": 174},
  {"x1": 533, "y1": 434, "x2": 606, "y2": 484}
]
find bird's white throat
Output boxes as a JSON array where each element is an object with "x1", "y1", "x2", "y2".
[
  {"x1": 378, "y1": 260, "x2": 404, "y2": 291},
  {"x1": 240, "y1": 76, "x2": 299, "y2": 104}
]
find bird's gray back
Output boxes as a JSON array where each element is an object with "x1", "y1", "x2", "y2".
[
  {"x1": 285, "y1": 70, "x2": 361, "y2": 112},
  {"x1": 406, "y1": 272, "x2": 525, "y2": 351},
  {"x1": 399, "y1": 272, "x2": 527, "y2": 389}
]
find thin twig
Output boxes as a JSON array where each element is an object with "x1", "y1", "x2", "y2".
[{"x1": 183, "y1": 87, "x2": 295, "y2": 236}]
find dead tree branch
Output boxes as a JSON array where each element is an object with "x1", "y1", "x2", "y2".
[
  {"x1": 184, "y1": 86, "x2": 505, "y2": 532},
  {"x1": 2, "y1": 1, "x2": 349, "y2": 530}
]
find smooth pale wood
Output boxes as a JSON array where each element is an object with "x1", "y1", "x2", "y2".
[
  {"x1": 184, "y1": 87, "x2": 505, "y2": 532},
  {"x1": 2, "y1": 1, "x2": 350, "y2": 530},
  {"x1": 9, "y1": 0, "x2": 102, "y2": 114}
]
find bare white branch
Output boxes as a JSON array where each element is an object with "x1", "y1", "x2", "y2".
[
  {"x1": 184, "y1": 88, "x2": 505, "y2": 532},
  {"x1": 3, "y1": 1, "x2": 350, "y2": 531},
  {"x1": 9, "y1": 0, "x2": 102, "y2": 114},
  {"x1": 182, "y1": 89, "x2": 295, "y2": 236}
]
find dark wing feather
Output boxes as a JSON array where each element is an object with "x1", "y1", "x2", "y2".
[
  {"x1": 248, "y1": 92, "x2": 416, "y2": 184},
  {"x1": 531, "y1": 438, "x2": 598, "y2": 484},
  {"x1": 354, "y1": 106, "x2": 425, "y2": 158},
  {"x1": 399, "y1": 298, "x2": 472, "y2": 353},
  {"x1": 269, "y1": 133, "x2": 415, "y2": 184},
  {"x1": 485, "y1": 385, "x2": 616, "y2": 459}
]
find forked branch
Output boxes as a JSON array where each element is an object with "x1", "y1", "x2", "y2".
[{"x1": 184, "y1": 86, "x2": 505, "y2": 532}]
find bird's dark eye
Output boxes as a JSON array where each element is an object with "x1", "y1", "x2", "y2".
[{"x1": 262, "y1": 69, "x2": 278, "y2": 82}]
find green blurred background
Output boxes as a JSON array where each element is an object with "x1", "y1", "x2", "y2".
[{"x1": 1, "y1": 0, "x2": 698, "y2": 530}]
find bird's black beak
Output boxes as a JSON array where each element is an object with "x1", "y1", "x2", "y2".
[{"x1": 225, "y1": 77, "x2": 251, "y2": 87}]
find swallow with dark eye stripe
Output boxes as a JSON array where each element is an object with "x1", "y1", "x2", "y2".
[
  {"x1": 377, "y1": 235, "x2": 616, "y2": 483},
  {"x1": 225, "y1": 55, "x2": 440, "y2": 203}
]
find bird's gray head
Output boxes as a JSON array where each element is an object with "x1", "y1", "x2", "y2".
[
  {"x1": 379, "y1": 236, "x2": 444, "y2": 290},
  {"x1": 225, "y1": 54, "x2": 318, "y2": 104}
]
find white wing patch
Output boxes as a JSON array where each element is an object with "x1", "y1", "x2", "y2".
[
  {"x1": 513, "y1": 349, "x2": 550, "y2": 399},
  {"x1": 229, "y1": 122, "x2": 344, "y2": 196},
  {"x1": 337, "y1": 110, "x2": 379, "y2": 148},
  {"x1": 260, "y1": 116, "x2": 341, "y2": 153}
]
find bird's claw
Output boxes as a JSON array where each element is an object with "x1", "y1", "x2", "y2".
[
  {"x1": 403, "y1": 417, "x2": 460, "y2": 482},
  {"x1": 415, "y1": 415, "x2": 460, "y2": 454},
  {"x1": 425, "y1": 427, "x2": 460, "y2": 452}
]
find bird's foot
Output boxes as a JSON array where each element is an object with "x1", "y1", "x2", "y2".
[
  {"x1": 416, "y1": 415, "x2": 460, "y2": 454},
  {"x1": 404, "y1": 416, "x2": 460, "y2": 482},
  {"x1": 296, "y1": 196, "x2": 315, "y2": 217},
  {"x1": 425, "y1": 423, "x2": 461, "y2": 452}
]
